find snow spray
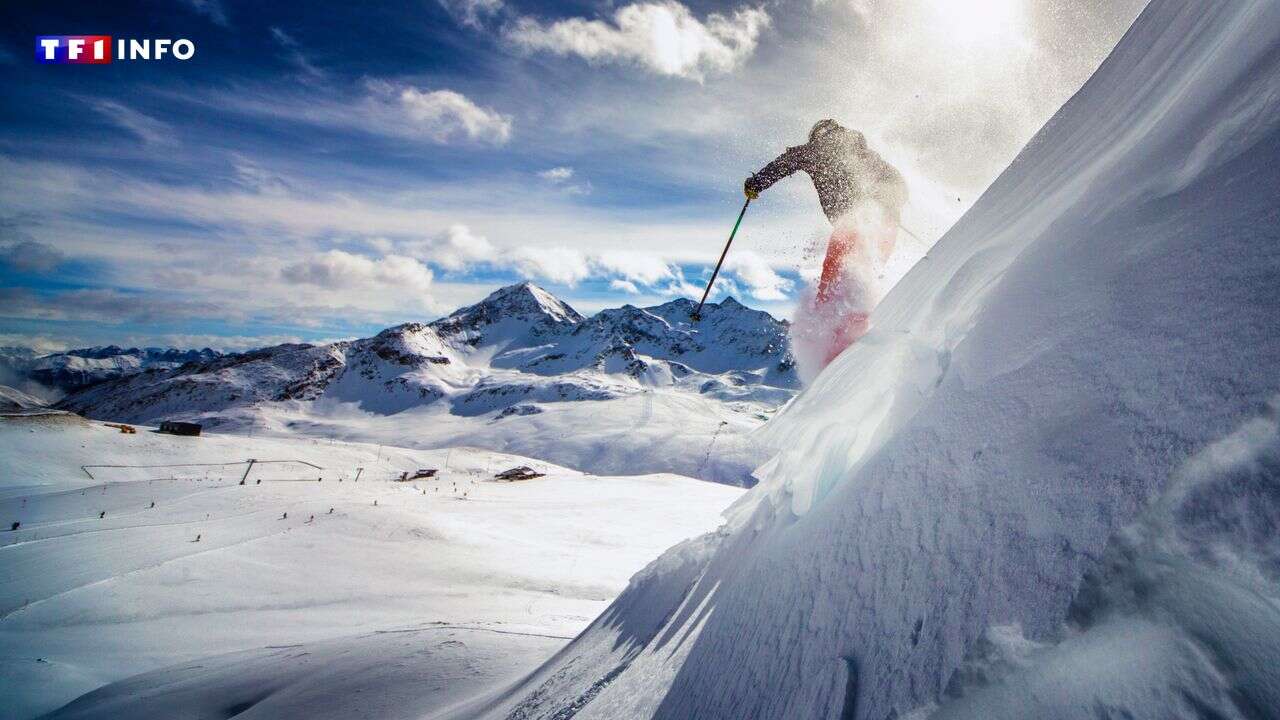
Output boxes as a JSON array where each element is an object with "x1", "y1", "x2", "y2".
[{"x1": 791, "y1": 200, "x2": 899, "y2": 384}]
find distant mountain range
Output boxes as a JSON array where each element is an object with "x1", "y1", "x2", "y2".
[
  {"x1": 32, "y1": 284, "x2": 794, "y2": 482},
  {"x1": 0, "y1": 345, "x2": 223, "y2": 395},
  {"x1": 49, "y1": 284, "x2": 796, "y2": 459}
]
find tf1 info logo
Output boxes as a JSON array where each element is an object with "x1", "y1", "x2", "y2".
[{"x1": 37, "y1": 36, "x2": 196, "y2": 64}]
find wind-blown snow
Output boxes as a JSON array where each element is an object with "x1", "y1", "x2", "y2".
[{"x1": 476, "y1": 2, "x2": 1280, "y2": 718}]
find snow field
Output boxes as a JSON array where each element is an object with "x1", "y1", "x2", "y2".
[{"x1": 0, "y1": 416, "x2": 740, "y2": 719}]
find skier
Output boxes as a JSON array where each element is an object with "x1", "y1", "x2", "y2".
[{"x1": 744, "y1": 119, "x2": 907, "y2": 369}]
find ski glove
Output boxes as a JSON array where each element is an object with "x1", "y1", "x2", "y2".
[{"x1": 743, "y1": 176, "x2": 762, "y2": 200}]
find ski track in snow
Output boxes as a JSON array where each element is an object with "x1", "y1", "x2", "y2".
[{"x1": 0, "y1": 418, "x2": 740, "y2": 720}]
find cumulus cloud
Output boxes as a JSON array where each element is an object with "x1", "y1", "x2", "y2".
[
  {"x1": 367, "y1": 82, "x2": 513, "y2": 145},
  {"x1": 506, "y1": 1, "x2": 770, "y2": 81},
  {"x1": 281, "y1": 250, "x2": 434, "y2": 294},
  {"x1": 507, "y1": 246, "x2": 592, "y2": 286},
  {"x1": 660, "y1": 274, "x2": 736, "y2": 301},
  {"x1": 727, "y1": 250, "x2": 793, "y2": 300},
  {"x1": 1, "y1": 240, "x2": 65, "y2": 273},
  {"x1": 383, "y1": 229, "x2": 693, "y2": 291},
  {"x1": 609, "y1": 279, "x2": 641, "y2": 294},
  {"x1": 594, "y1": 250, "x2": 676, "y2": 286},
  {"x1": 397, "y1": 223, "x2": 496, "y2": 272}
]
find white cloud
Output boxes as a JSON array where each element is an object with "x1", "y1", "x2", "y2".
[
  {"x1": 440, "y1": 0, "x2": 504, "y2": 29},
  {"x1": 609, "y1": 279, "x2": 640, "y2": 294},
  {"x1": 0, "y1": 156, "x2": 801, "y2": 334},
  {"x1": 281, "y1": 250, "x2": 433, "y2": 294},
  {"x1": 270, "y1": 27, "x2": 324, "y2": 78},
  {"x1": 727, "y1": 250, "x2": 793, "y2": 300},
  {"x1": 0, "y1": 333, "x2": 72, "y2": 354},
  {"x1": 537, "y1": 166, "x2": 591, "y2": 195},
  {"x1": 594, "y1": 250, "x2": 676, "y2": 286},
  {"x1": 180, "y1": 0, "x2": 229, "y2": 26},
  {"x1": 401, "y1": 223, "x2": 496, "y2": 271},
  {"x1": 659, "y1": 274, "x2": 735, "y2": 301},
  {"x1": 538, "y1": 166, "x2": 575, "y2": 181},
  {"x1": 173, "y1": 81, "x2": 512, "y2": 147},
  {"x1": 507, "y1": 246, "x2": 592, "y2": 286},
  {"x1": 230, "y1": 155, "x2": 292, "y2": 194},
  {"x1": 433, "y1": 223, "x2": 494, "y2": 271},
  {"x1": 371, "y1": 83, "x2": 513, "y2": 145},
  {"x1": 89, "y1": 99, "x2": 176, "y2": 146},
  {"x1": 385, "y1": 229, "x2": 688, "y2": 291},
  {"x1": 506, "y1": 2, "x2": 770, "y2": 81}
]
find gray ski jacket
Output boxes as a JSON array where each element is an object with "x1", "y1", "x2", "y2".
[{"x1": 745, "y1": 128, "x2": 907, "y2": 224}]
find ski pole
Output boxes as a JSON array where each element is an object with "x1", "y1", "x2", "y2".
[{"x1": 693, "y1": 197, "x2": 752, "y2": 322}]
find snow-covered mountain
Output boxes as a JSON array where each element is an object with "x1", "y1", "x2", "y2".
[
  {"x1": 0, "y1": 384, "x2": 47, "y2": 413},
  {"x1": 0, "y1": 345, "x2": 222, "y2": 394},
  {"x1": 56, "y1": 284, "x2": 795, "y2": 482}
]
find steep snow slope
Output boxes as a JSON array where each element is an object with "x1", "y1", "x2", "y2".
[
  {"x1": 479, "y1": 3, "x2": 1280, "y2": 719},
  {"x1": 0, "y1": 384, "x2": 48, "y2": 413},
  {"x1": 0, "y1": 416, "x2": 739, "y2": 719}
]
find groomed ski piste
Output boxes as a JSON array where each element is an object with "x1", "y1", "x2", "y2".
[
  {"x1": 8, "y1": 0, "x2": 1280, "y2": 718},
  {"x1": 0, "y1": 415, "x2": 739, "y2": 719}
]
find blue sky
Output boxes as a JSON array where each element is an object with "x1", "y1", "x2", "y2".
[{"x1": 0, "y1": 0, "x2": 1144, "y2": 351}]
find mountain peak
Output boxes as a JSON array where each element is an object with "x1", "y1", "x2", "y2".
[
  {"x1": 477, "y1": 282, "x2": 583, "y2": 323},
  {"x1": 431, "y1": 282, "x2": 585, "y2": 340}
]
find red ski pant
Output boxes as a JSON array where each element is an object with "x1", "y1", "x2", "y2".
[{"x1": 814, "y1": 222, "x2": 896, "y2": 365}]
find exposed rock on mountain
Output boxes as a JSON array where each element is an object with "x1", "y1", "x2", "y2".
[{"x1": 54, "y1": 284, "x2": 796, "y2": 482}]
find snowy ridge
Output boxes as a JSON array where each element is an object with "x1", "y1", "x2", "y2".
[
  {"x1": 0, "y1": 346, "x2": 223, "y2": 394},
  {"x1": 475, "y1": 3, "x2": 1280, "y2": 718},
  {"x1": 55, "y1": 284, "x2": 795, "y2": 483},
  {"x1": 0, "y1": 384, "x2": 48, "y2": 412}
]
